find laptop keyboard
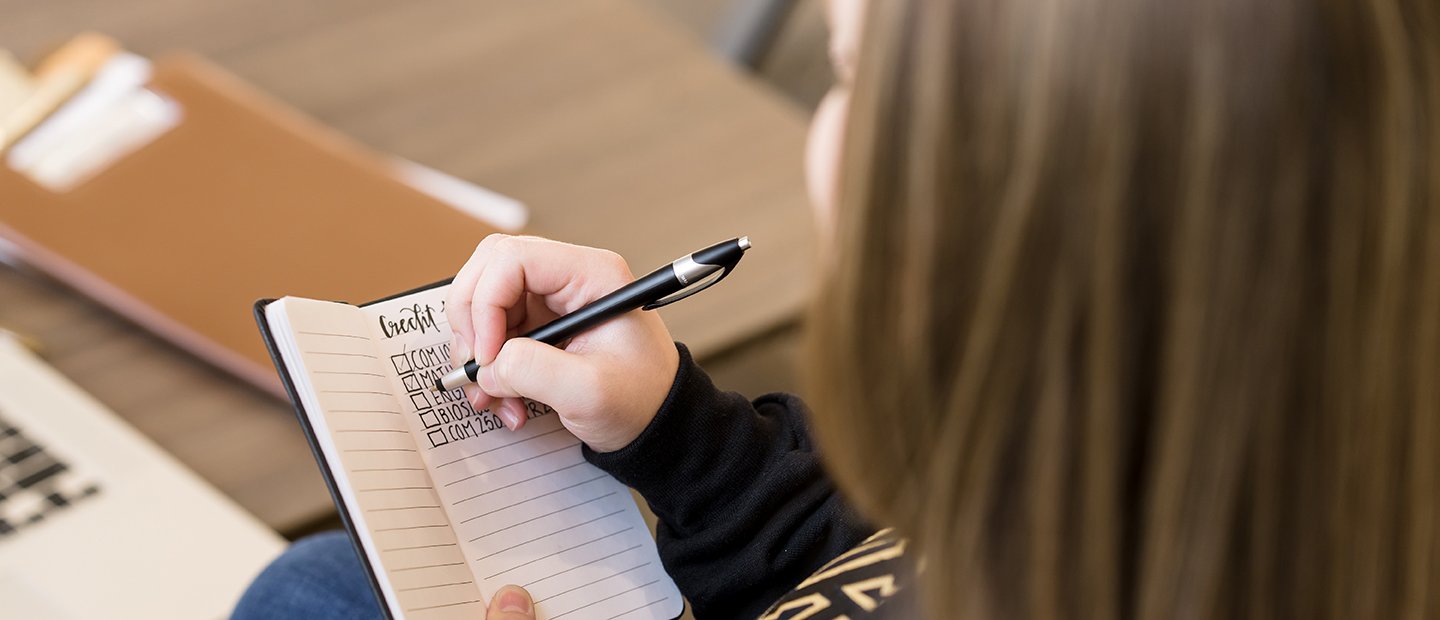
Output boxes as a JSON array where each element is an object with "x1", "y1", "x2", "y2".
[{"x1": 0, "y1": 408, "x2": 100, "y2": 538}]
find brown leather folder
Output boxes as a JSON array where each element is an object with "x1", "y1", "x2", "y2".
[{"x1": 0, "y1": 54, "x2": 500, "y2": 396}]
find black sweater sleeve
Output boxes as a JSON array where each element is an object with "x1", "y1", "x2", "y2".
[{"x1": 583, "y1": 344, "x2": 873, "y2": 619}]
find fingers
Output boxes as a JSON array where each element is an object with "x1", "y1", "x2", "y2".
[
  {"x1": 455, "y1": 295, "x2": 557, "y2": 415},
  {"x1": 486, "y1": 585, "x2": 534, "y2": 620},
  {"x1": 450, "y1": 333, "x2": 488, "y2": 411},
  {"x1": 495, "y1": 397, "x2": 529, "y2": 431},
  {"x1": 466, "y1": 296, "x2": 567, "y2": 423},
  {"x1": 443, "y1": 235, "x2": 638, "y2": 437},
  {"x1": 477, "y1": 338, "x2": 600, "y2": 415},
  {"x1": 462, "y1": 236, "x2": 633, "y2": 367},
  {"x1": 518, "y1": 293, "x2": 559, "y2": 335},
  {"x1": 445, "y1": 234, "x2": 506, "y2": 362}
]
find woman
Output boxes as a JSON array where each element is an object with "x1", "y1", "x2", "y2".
[{"x1": 238, "y1": 0, "x2": 1439, "y2": 617}]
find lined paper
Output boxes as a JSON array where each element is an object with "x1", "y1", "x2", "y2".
[
  {"x1": 364, "y1": 287, "x2": 682, "y2": 620},
  {"x1": 268, "y1": 298, "x2": 484, "y2": 618}
]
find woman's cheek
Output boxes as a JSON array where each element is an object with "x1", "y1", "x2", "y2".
[{"x1": 806, "y1": 88, "x2": 849, "y2": 241}]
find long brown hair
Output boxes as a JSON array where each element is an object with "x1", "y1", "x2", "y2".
[{"x1": 808, "y1": 0, "x2": 1439, "y2": 617}]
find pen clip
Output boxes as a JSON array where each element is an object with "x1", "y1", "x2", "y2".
[{"x1": 642, "y1": 264, "x2": 735, "y2": 311}]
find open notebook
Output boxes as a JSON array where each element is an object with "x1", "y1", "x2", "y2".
[{"x1": 255, "y1": 282, "x2": 682, "y2": 620}]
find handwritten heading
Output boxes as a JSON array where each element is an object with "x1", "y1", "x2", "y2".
[{"x1": 378, "y1": 303, "x2": 442, "y2": 339}]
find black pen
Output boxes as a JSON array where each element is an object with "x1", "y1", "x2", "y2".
[{"x1": 433, "y1": 236, "x2": 751, "y2": 392}]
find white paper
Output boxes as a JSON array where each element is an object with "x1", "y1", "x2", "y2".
[{"x1": 363, "y1": 286, "x2": 682, "y2": 620}]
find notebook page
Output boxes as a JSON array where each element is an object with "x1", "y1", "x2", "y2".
[
  {"x1": 267, "y1": 298, "x2": 485, "y2": 618},
  {"x1": 363, "y1": 287, "x2": 683, "y2": 620}
]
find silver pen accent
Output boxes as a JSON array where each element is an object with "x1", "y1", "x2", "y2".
[{"x1": 671, "y1": 236, "x2": 750, "y2": 285}]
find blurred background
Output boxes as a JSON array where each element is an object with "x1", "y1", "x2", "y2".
[
  {"x1": 633, "y1": 0, "x2": 825, "y2": 409},
  {"x1": 0, "y1": 0, "x2": 832, "y2": 616}
]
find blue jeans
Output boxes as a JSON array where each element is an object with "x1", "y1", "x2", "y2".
[{"x1": 232, "y1": 531, "x2": 383, "y2": 619}]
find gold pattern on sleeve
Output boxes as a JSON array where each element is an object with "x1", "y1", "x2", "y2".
[
  {"x1": 758, "y1": 528, "x2": 910, "y2": 619},
  {"x1": 839, "y1": 575, "x2": 899, "y2": 612},
  {"x1": 760, "y1": 593, "x2": 834, "y2": 620}
]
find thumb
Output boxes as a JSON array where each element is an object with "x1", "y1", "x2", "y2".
[
  {"x1": 486, "y1": 585, "x2": 534, "y2": 620},
  {"x1": 476, "y1": 338, "x2": 596, "y2": 412}
]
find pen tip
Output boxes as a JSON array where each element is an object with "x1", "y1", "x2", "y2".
[
  {"x1": 433, "y1": 378, "x2": 446, "y2": 392},
  {"x1": 738, "y1": 236, "x2": 751, "y2": 251}
]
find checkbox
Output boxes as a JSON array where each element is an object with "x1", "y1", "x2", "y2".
[
  {"x1": 427, "y1": 429, "x2": 449, "y2": 449},
  {"x1": 401, "y1": 374, "x2": 422, "y2": 392},
  {"x1": 419, "y1": 410, "x2": 439, "y2": 428},
  {"x1": 390, "y1": 354, "x2": 412, "y2": 374},
  {"x1": 410, "y1": 392, "x2": 432, "y2": 411}
]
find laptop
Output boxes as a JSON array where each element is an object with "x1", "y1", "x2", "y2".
[{"x1": 0, "y1": 333, "x2": 285, "y2": 618}]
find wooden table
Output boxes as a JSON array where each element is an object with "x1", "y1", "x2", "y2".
[{"x1": 0, "y1": 0, "x2": 814, "y2": 535}]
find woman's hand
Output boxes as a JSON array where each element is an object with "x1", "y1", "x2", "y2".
[
  {"x1": 487, "y1": 585, "x2": 535, "y2": 619},
  {"x1": 446, "y1": 235, "x2": 680, "y2": 452}
]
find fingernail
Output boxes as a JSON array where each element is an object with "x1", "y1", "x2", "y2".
[
  {"x1": 477, "y1": 365, "x2": 499, "y2": 396},
  {"x1": 498, "y1": 404, "x2": 523, "y2": 431},
  {"x1": 450, "y1": 336, "x2": 470, "y2": 366},
  {"x1": 497, "y1": 586, "x2": 531, "y2": 613},
  {"x1": 462, "y1": 385, "x2": 481, "y2": 407}
]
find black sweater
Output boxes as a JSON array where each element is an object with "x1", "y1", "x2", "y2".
[{"x1": 584, "y1": 344, "x2": 913, "y2": 619}]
